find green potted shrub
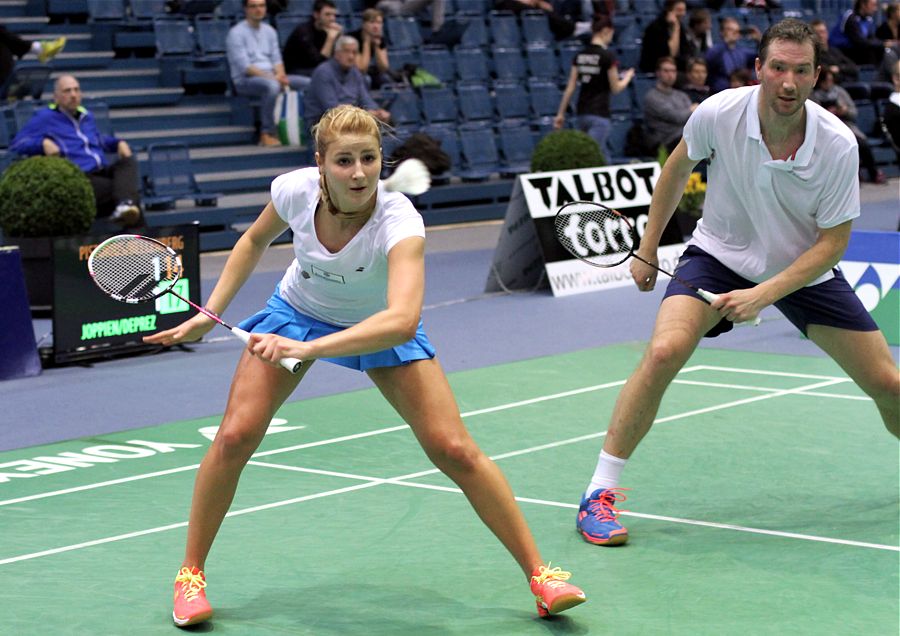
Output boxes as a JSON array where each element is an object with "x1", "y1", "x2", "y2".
[
  {"x1": 530, "y1": 129, "x2": 606, "y2": 173},
  {"x1": 0, "y1": 156, "x2": 96, "y2": 311}
]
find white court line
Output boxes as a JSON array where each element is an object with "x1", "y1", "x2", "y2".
[
  {"x1": 245, "y1": 460, "x2": 898, "y2": 553},
  {"x1": 672, "y1": 379, "x2": 869, "y2": 401},
  {"x1": 689, "y1": 365, "x2": 847, "y2": 380},
  {"x1": 0, "y1": 373, "x2": 849, "y2": 509},
  {"x1": 3, "y1": 376, "x2": 892, "y2": 565}
]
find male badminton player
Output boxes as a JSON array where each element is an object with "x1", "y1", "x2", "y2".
[
  {"x1": 144, "y1": 105, "x2": 587, "y2": 626},
  {"x1": 576, "y1": 19, "x2": 899, "y2": 547}
]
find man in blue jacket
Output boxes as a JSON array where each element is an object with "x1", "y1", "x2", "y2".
[{"x1": 10, "y1": 74, "x2": 141, "y2": 227}]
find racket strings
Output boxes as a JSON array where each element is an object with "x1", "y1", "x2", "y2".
[
  {"x1": 554, "y1": 204, "x2": 636, "y2": 267},
  {"x1": 89, "y1": 238, "x2": 181, "y2": 302}
]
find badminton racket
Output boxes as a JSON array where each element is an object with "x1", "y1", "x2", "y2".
[
  {"x1": 554, "y1": 201, "x2": 760, "y2": 326},
  {"x1": 87, "y1": 234, "x2": 304, "y2": 373}
]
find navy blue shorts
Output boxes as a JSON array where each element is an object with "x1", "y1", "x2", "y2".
[
  {"x1": 238, "y1": 288, "x2": 436, "y2": 371},
  {"x1": 663, "y1": 246, "x2": 879, "y2": 338}
]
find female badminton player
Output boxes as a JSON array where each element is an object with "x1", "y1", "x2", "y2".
[{"x1": 145, "y1": 105, "x2": 587, "y2": 627}]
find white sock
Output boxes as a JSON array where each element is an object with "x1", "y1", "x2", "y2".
[
  {"x1": 31, "y1": 42, "x2": 42, "y2": 55},
  {"x1": 585, "y1": 450, "x2": 627, "y2": 498}
]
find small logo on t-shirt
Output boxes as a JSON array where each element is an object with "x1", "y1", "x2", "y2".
[{"x1": 311, "y1": 264, "x2": 345, "y2": 284}]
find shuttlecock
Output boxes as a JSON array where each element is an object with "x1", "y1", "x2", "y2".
[{"x1": 383, "y1": 158, "x2": 431, "y2": 195}]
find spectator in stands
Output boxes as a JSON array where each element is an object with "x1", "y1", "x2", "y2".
[
  {"x1": 227, "y1": 0, "x2": 310, "y2": 147},
  {"x1": 643, "y1": 56, "x2": 697, "y2": 154},
  {"x1": 377, "y1": 0, "x2": 446, "y2": 32},
  {"x1": 728, "y1": 67, "x2": 755, "y2": 88},
  {"x1": 553, "y1": 16, "x2": 635, "y2": 152},
  {"x1": 883, "y1": 58, "x2": 900, "y2": 163},
  {"x1": 876, "y1": 2, "x2": 900, "y2": 82},
  {"x1": 810, "y1": 18, "x2": 859, "y2": 84},
  {"x1": 304, "y1": 36, "x2": 391, "y2": 129},
  {"x1": 679, "y1": 56, "x2": 710, "y2": 103},
  {"x1": 493, "y1": 0, "x2": 575, "y2": 41},
  {"x1": 10, "y1": 75, "x2": 142, "y2": 227},
  {"x1": 349, "y1": 8, "x2": 392, "y2": 90},
  {"x1": 283, "y1": 0, "x2": 343, "y2": 77},
  {"x1": 813, "y1": 67, "x2": 886, "y2": 184},
  {"x1": 638, "y1": 0, "x2": 689, "y2": 73},
  {"x1": 705, "y1": 17, "x2": 760, "y2": 94},
  {"x1": 832, "y1": 0, "x2": 890, "y2": 66},
  {"x1": 0, "y1": 26, "x2": 65, "y2": 88},
  {"x1": 680, "y1": 8, "x2": 713, "y2": 70}
]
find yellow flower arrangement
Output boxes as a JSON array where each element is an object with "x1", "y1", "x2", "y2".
[{"x1": 678, "y1": 172, "x2": 707, "y2": 218}]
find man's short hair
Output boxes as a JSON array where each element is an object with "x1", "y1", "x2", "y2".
[
  {"x1": 656, "y1": 55, "x2": 677, "y2": 70},
  {"x1": 361, "y1": 8, "x2": 383, "y2": 22},
  {"x1": 759, "y1": 18, "x2": 821, "y2": 69},
  {"x1": 335, "y1": 35, "x2": 359, "y2": 52},
  {"x1": 688, "y1": 9, "x2": 710, "y2": 29},
  {"x1": 591, "y1": 15, "x2": 612, "y2": 34},
  {"x1": 314, "y1": 0, "x2": 336, "y2": 12}
]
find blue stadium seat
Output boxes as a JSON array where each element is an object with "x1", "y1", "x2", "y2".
[
  {"x1": 82, "y1": 99, "x2": 113, "y2": 137},
  {"x1": 528, "y1": 79, "x2": 562, "y2": 120},
  {"x1": 457, "y1": 82, "x2": 494, "y2": 122},
  {"x1": 130, "y1": 0, "x2": 167, "y2": 21},
  {"x1": 154, "y1": 17, "x2": 195, "y2": 56},
  {"x1": 386, "y1": 16, "x2": 423, "y2": 49},
  {"x1": 419, "y1": 45, "x2": 456, "y2": 84},
  {"x1": 419, "y1": 85, "x2": 459, "y2": 124},
  {"x1": 616, "y1": 44, "x2": 640, "y2": 70},
  {"x1": 558, "y1": 40, "x2": 580, "y2": 74},
  {"x1": 494, "y1": 80, "x2": 529, "y2": 122},
  {"x1": 491, "y1": 47, "x2": 526, "y2": 81},
  {"x1": 521, "y1": 10, "x2": 553, "y2": 45},
  {"x1": 388, "y1": 47, "x2": 420, "y2": 73},
  {"x1": 488, "y1": 10, "x2": 521, "y2": 46},
  {"x1": 87, "y1": 0, "x2": 125, "y2": 20},
  {"x1": 604, "y1": 114, "x2": 634, "y2": 164},
  {"x1": 277, "y1": 15, "x2": 306, "y2": 48},
  {"x1": 0, "y1": 64, "x2": 51, "y2": 102},
  {"x1": 284, "y1": 0, "x2": 314, "y2": 17},
  {"x1": 610, "y1": 83, "x2": 634, "y2": 114},
  {"x1": 497, "y1": 121, "x2": 535, "y2": 175},
  {"x1": 459, "y1": 14, "x2": 489, "y2": 47},
  {"x1": 458, "y1": 121, "x2": 500, "y2": 180},
  {"x1": 612, "y1": 15, "x2": 640, "y2": 46},
  {"x1": 382, "y1": 84, "x2": 421, "y2": 127},
  {"x1": 632, "y1": 73, "x2": 656, "y2": 112},
  {"x1": 526, "y1": 44, "x2": 557, "y2": 80},
  {"x1": 455, "y1": 47, "x2": 490, "y2": 83},
  {"x1": 194, "y1": 14, "x2": 230, "y2": 57},
  {"x1": 143, "y1": 142, "x2": 220, "y2": 210},
  {"x1": 422, "y1": 123, "x2": 461, "y2": 182}
]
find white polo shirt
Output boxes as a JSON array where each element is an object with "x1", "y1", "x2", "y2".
[
  {"x1": 273, "y1": 167, "x2": 425, "y2": 326},
  {"x1": 683, "y1": 85, "x2": 860, "y2": 285}
]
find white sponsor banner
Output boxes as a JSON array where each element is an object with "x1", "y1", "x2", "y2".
[
  {"x1": 546, "y1": 243, "x2": 686, "y2": 297},
  {"x1": 520, "y1": 162, "x2": 660, "y2": 218}
]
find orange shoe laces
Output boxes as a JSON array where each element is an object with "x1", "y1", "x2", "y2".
[
  {"x1": 175, "y1": 567, "x2": 207, "y2": 602},
  {"x1": 531, "y1": 563, "x2": 573, "y2": 589},
  {"x1": 586, "y1": 487, "x2": 628, "y2": 522}
]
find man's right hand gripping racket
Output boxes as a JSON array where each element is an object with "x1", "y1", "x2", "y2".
[
  {"x1": 554, "y1": 201, "x2": 760, "y2": 326},
  {"x1": 87, "y1": 234, "x2": 304, "y2": 373}
]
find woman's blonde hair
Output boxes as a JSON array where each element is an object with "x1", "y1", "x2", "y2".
[{"x1": 311, "y1": 105, "x2": 383, "y2": 214}]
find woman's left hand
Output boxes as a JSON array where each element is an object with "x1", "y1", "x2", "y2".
[{"x1": 246, "y1": 333, "x2": 310, "y2": 367}]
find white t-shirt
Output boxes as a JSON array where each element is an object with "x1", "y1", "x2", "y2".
[
  {"x1": 683, "y1": 85, "x2": 860, "y2": 285},
  {"x1": 272, "y1": 167, "x2": 425, "y2": 326}
]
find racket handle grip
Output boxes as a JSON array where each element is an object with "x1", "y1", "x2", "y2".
[
  {"x1": 696, "y1": 289, "x2": 761, "y2": 326},
  {"x1": 231, "y1": 327, "x2": 304, "y2": 374}
]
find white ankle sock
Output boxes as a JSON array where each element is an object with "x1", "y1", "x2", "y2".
[
  {"x1": 585, "y1": 450, "x2": 627, "y2": 498},
  {"x1": 31, "y1": 42, "x2": 42, "y2": 55}
]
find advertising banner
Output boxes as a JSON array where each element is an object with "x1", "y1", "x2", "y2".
[
  {"x1": 50, "y1": 225, "x2": 201, "y2": 364},
  {"x1": 486, "y1": 162, "x2": 685, "y2": 297}
]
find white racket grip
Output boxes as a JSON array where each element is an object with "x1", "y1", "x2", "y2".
[
  {"x1": 231, "y1": 327, "x2": 304, "y2": 373},
  {"x1": 696, "y1": 289, "x2": 761, "y2": 326}
]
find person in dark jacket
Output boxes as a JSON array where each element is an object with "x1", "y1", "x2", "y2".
[
  {"x1": 10, "y1": 75, "x2": 142, "y2": 227},
  {"x1": 639, "y1": 0, "x2": 689, "y2": 73},
  {"x1": 282, "y1": 0, "x2": 343, "y2": 76}
]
